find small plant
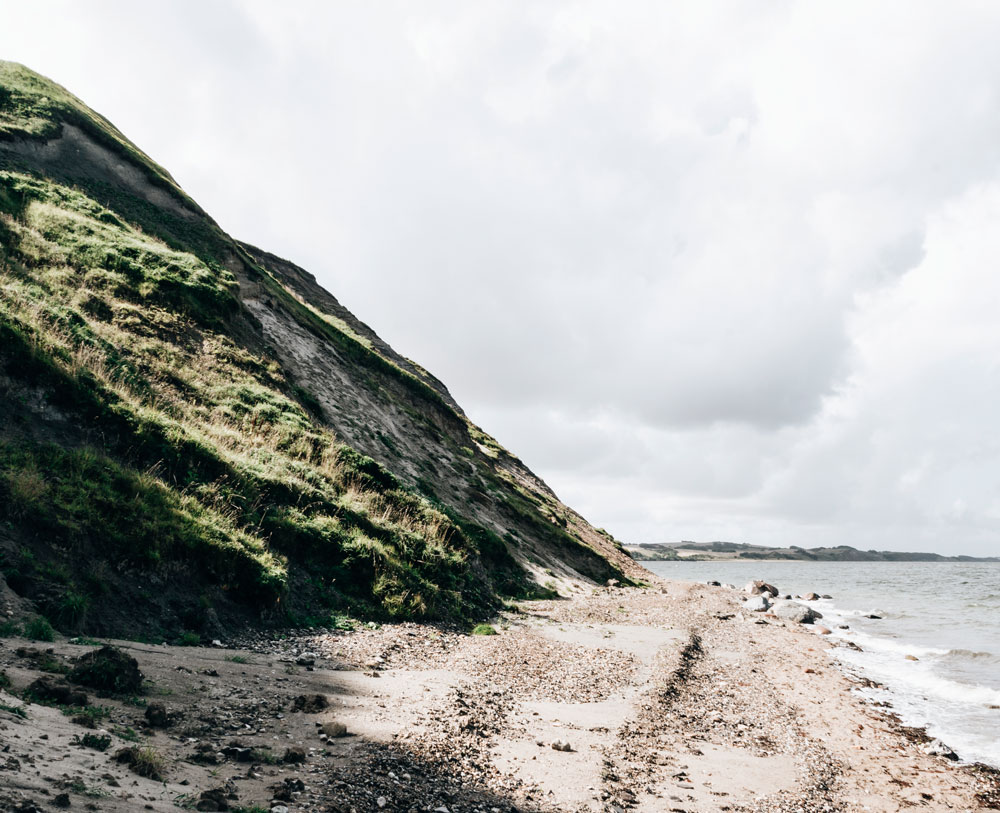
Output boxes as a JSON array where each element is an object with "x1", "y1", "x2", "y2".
[
  {"x1": 74, "y1": 732, "x2": 112, "y2": 751},
  {"x1": 0, "y1": 702, "x2": 27, "y2": 718},
  {"x1": 65, "y1": 704, "x2": 111, "y2": 727},
  {"x1": 23, "y1": 615, "x2": 55, "y2": 642},
  {"x1": 471, "y1": 623, "x2": 498, "y2": 636},
  {"x1": 115, "y1": 745, "x2": 165, "y2": 779},
  {"x1": 0, "y1": 619, "x2": 20, "y2": 637},
  {"x1": 176, "y1": 630, "x2": 201, "y2": 646},
  {"x1": 112, "y1": 725, "x2": 141, "y2": 742}
]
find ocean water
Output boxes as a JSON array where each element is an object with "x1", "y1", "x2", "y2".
[{"x1": 645, "y1": 560, "x2": 1000, "y2": 767}]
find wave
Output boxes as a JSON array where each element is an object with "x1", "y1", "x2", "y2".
[{"x1": 941, "y1": 648, "x2": 1000, "y2": 663}]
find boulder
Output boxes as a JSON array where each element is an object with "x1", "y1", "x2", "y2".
[
  {"x1": 68, "y1": 646, "x2": 143, "y2": 694},
  {"x1": 27, "y1": 676, "x2": 88, "y2": 706},
  {"x1": 744, "y1": 580, "x2": 778, "y2": 597},
  {"x1": 550, "y1": 739, "x2": 573, "y2": 752},
  {"x1": 743, "y1": 595, "x2": 771, "y2": 612},
  {"x1": 321, "y1": 721, "x2": 349, "y2": 738},
  {"x1": 773, "y1": 602, "x2": 822, "y2": 624},
  {"x1": 802, "y1": 592, "x2": 821, "y2": 601},
  {"x1": 144, "y1": 702, "x2": 172, "y2": 728}
]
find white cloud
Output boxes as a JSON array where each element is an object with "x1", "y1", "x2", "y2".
[{"x1": 4, "y1": 1, "x2": 1000, "y2": 554}]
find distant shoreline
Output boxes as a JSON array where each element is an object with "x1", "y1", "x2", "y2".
[{"x1": 625, "y1": 543, "x2": 1000, "y2": 563}]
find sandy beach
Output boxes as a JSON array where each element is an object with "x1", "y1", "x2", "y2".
[{"x1": 2, "y1": 577, "x2": 999, "y2": 812}]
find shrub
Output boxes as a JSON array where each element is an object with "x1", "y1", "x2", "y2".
[
  {"x1": 471, "y1": 623, "x2": 498, "y2": 636},
  {"x1": 23, "y1": 615, "x2": 55, "y2": 642}
]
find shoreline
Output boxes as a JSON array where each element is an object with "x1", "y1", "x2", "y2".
[{"x1": 2, "y1": 578, "x2": 999, "y2": 811}]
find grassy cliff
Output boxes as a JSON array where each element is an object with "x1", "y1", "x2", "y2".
[{"x1": 0, "y1": 62, "x2": 638, "y2": 641}]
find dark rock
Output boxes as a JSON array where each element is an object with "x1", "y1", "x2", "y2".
[
  {"x1": 282, "y1": 746, "x2": 307, "y2": 764},
  {"x1": 195, "y1": 787, "x2": 231, "y2": 811},
  {"x1": 68, "y1": 646, "x2": 143, "y2": 694},
  {"x1": 802, "y1": 592, "x2": 821, "y2": 601},
  {"x1": 53, "y1": 793, "x2": 71, "y2": 808},
  {"x1": 291, "y1": 694, "x2": 329, "y2": 713},
  {"x1": 744, "y1": 580, "x2": 778, "y2": 597},
  {"x1": 26, "y1": 676, "x2": 88, "y2": 706},
  {"x1": 144, "y1": 702, "x2": 171, "y2": 728}
]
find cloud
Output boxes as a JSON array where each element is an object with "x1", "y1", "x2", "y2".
[{"x1": 4, "y1": 1, "x2": 1000, "y2": 554}]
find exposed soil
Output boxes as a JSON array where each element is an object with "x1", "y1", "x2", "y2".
[{"x1": 1, "y1": 579, "x2": 998, "y2": 812}]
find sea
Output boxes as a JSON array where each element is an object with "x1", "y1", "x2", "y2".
[{"x1": 645, "y1": 560, "x2": 1000, "y2": 768}]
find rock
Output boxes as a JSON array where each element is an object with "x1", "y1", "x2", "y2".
[
  {"x1": 866, "y1": 614, "x2": 883, "y2": 619},
  {"x1": 321, "y1": 721, "x2": 348, "y2": 738},
  {"x1": 815, "y1": 626, "x2": 832, "y2": 635},
  {"x1": 53, "y1": 793, "x2": 71, "y2": 808},
  {"x1": 802, "y1": 592, "x2": 821, "y2": 601},
  {"x1": 922, "y1": 739, "x2": 958, "y2": 760},
  {"x1": 744, "y1": 580, "x2": 778, "y2": 597},
  {"x1": 68, "y1": 646, "x2": 143, "y2": 694},
  {"x1": 905, "y1": 654, "x2": 919, "y2": 661},
  {"x1": 723, "y1": 583, "x2": 736, "y2": 590},
  {"x1": 144, "y1": 702, "x2": 171, "y2": 728},
  {"x1": 210, "y1": 640, "x2": 224, "y2": 648},
  {"x1": 282, "y1": 746, "x2": 306, "y2": 764},
  {"x1": 743, "y1": 595, "x2": 771, "y2": 612},
  {"x1": 295, "y1": 653, "x2": 317, "y2": 667},
  {"x1": 821, "y1": 594, "x2": 833, "y2": 599},
  {"x1": 377, "y1": 797, "x2": 387, "y2": 808},
  {"x1": 195, "y1": 787, "x2": 230, "y2": 811},
  {"x1": 606, "y1": 578, "x2": 620, "y2": 588},
  {"x1": 291, "y1": 694, "x2": 328, "y2": 713},
  {"x1": 551, "y1": 739, "x2": 573, "y2": 752},
  {"x1": 706, "y1": 580, "x2": 721, "y2": 586},
  {"x1": 271, "y1": 807, "x2": 290, "y2": 813},
  {"x1": 772, "y1": 602, "x2": 823, "y2": 624},
  {"x1": 26, "y1": 677, "x2": 88, "y2": 707}
]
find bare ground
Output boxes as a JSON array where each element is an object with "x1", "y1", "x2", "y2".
[{"x1": 1, "y1": 578, "x2": 998, "y2": 812}]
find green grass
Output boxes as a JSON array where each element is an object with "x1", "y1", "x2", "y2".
[
  {"x1": 471, "y1": 623, "x2": 498, "y2": 636},
  {"x1": 0, "y1": 62, "x2": 626, "y2": 640},
  {"x1": 22, "y1": 615, "x2": 55, "y2": 641}
]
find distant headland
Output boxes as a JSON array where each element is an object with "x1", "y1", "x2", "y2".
[{"x1": 625, "y1": 541, "x2": 1000, "y2": 562}]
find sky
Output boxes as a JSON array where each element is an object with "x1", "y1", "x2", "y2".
[{"x1": 3, "y1": 1, "x2": 1000, "y2": 556}]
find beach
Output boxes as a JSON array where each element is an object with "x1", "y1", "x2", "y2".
[{"x1": 2, "y1": 577, "x2": 999, "y2": 812}]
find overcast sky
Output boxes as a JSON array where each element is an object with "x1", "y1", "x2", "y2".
[{"x1": 4, "y1": 1, "x2": 1000, "y2": 555}]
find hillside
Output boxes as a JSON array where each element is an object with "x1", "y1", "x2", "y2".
[
  {"x1": 626, "y1": 541, "x2": 1000, "y2": 562},
  {"x1": 0, "y1": 61, "x2": 640, "y2": 640}
]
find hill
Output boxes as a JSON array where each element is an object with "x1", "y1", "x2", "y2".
[
  {"x1": 625, "y1": 541, "x2": 1000, "y2": 562},
  {"x1": 0, "y1": 62, "x2": 640, "y2": 640}
]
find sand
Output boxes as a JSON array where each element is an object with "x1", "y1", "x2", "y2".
[{"x1": 1, "y1": 577, "x2": 998, "y2": 812}]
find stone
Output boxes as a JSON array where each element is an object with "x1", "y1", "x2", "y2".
[
  {"x1": 53, "y1": 794, "x2": 71, "y2": 809},
  {"x1": 295, "y1": 653, "x2": 317, "y2": 667},
  {"x1": 815, "y1": 626, "x2": 832, "y2": 635},
  {"x1": 27, "y1": 676, "x2": 89, "y2": 706},
  {"x1": 292, "y1": 694, "x2": 329, "y2": 713},
  {"x1": 282, "y1": 746, "x2": 306, "y2": 764},
  {"x1": 922, "y1": 739, "x2": 958, "y2": 760},
  {"x1": 551, "y1": 739, "x2": 573, "y2": 752},
  {"x1": 744, "y1": 580, "x2": 778, "y2": 597},
  {"x1": 321, "y1": 721, "x2": 348, "y2": 738},
  {"x1": 706, "y1": 580, "x2": 721, "y2": 587},
  {"x1": 377, "y1": 797, "x2": 387, "y2": 808},
  {"x1": 905, "y1": 654, "x2": 919, "y2": 661},
  {"x1": 144, "y1": 702, "x2": 171, "y2": 728},
  {"x1": 802, "y1": 592, "x2": 821, "y2": 601},
  {"x1": 68, "y1": 646, "x2": 143, "y2": 694},
  {"x1": 743, "y1": 595, "x2": 771, "y2": 612},
  {"x1": 772, "y1": 602, "x2": 822, "y2": 624}
]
